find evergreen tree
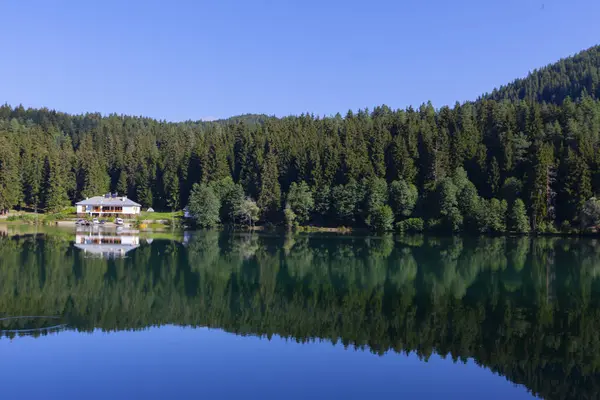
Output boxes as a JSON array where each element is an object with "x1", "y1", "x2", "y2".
[
  {"x1": 488, "y1": 157, "x2": 501, "y2": 197},
  {"x1": 558, "y1": 149, "x2": 591, "y2": 224},
  {"x1": 117, "y1": 170, "x2": 128, "y2": 197},
  {"x1": 258, "y1": 151, "x2": 281, "y2": 221},
  {"x1": 42, "y1": 154, "x2": 70, "y2": 212},
  {"x1": 80, "y1": 157, "x2": 110, "y2": 199},
  {"x1": 0, "y1": 137, "x2": 22, "y2": 210},
  {"x1": 529, "y1": 143, "x2": 555, "y2": 231}
]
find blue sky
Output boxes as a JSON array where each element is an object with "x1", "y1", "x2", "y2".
[{"x1": 1, "y1": 0, "x2": 599, "y2": 121}]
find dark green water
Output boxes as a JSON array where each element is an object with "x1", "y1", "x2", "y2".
[{"x1": 1, "y1": 227, "x2": 599, "y2": 399}]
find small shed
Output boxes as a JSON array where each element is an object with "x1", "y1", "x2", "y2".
[{"x1": 147, "y1": 207, "x2": 155, "y2": 212}]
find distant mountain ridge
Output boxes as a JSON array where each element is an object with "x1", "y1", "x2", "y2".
[{"x1": 214, "y1": 113, "x2": 271, "y2": 126}]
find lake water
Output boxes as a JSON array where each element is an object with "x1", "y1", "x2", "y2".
[{"x1": 0, "y1": 226, "x2": 598, "y2": 399}]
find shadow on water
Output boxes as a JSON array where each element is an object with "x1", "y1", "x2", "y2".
[{"x1": 1, "y1": 229, "x2": 600, "y2": 399}]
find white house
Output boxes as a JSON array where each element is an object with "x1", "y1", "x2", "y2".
[{"x1": 76, "y1": 193, "x2": 141, "y2": 217}]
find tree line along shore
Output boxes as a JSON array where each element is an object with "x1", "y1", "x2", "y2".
[{"x1": 1, "y1": 46, "x2": 600, "y2": 234}]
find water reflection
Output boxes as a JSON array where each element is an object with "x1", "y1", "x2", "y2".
[
  {"x1": 74, "y1": 227, "x2": 140, "y2": 258},
  {"x1": 0, "y1": 231, "x2": 599, "y2": 399},
  {"x1": 0, "y1": 316, "x2": 68, "y2": 335}
]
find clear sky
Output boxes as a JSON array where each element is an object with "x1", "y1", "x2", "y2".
[{"x1": 1, "y1": 0, "x2": 599, "y2": 121}]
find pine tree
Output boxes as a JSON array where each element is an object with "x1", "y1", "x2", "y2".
[
  {"x1": 529, "y1": 143, "x2": 555, "y2": 231},
  {"x1": 117, "y1": 170, "x2": 128, "y2": 197},
  {"x1": 206, "y1": 139, "x2": 229, "y2": 182},
  {"x1": 42, "y1": 154, "x2": 69, "y2": 212},
  {"x1": 21, "y1": 149, "x2": 43, "y2": 210},
  {"x1": 389, "y1": 135, "x2": 417, "y2": 183},
  {"x1": 81, "y1": 157, "x2": 110, "y2": 198},
  {"x1": 488, "y1": 157, "x2": 501, "y2": 197},
  {"x1": 258, "y1": 150, "x2": 281, "y2": 221},
  {"x1": 558, "y1": 149, "x2": 591, "y2": 224},
  {"x1": 0, "y1": 137, "x2": 22, "y2": 210}
]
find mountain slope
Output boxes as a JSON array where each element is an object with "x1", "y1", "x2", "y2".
[{"x1": 484, "y1": 45, "x2": 600, "y2": 104}]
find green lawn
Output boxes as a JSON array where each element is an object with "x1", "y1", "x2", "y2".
[{"x1": 139, "y1": 210, "x2": 183, "y2": 220}]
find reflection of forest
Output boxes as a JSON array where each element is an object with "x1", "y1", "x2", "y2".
[{"x1": 1, "y1": 232, "x2": 600, "y2": 399}]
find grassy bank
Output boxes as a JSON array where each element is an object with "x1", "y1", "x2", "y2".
[
  {"x1": 139, "y1": 211, "x2": 183, "y2": 220},
  {"x1": 1, "y1": 211, "x2": 75, "y2": 225}
]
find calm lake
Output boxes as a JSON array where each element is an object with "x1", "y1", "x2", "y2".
[{"x1": 0, "y1": 226, "x2": 598, "y2": 399}]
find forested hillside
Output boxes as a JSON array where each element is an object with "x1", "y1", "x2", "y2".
[
  {"x1": 2, "y1": 46, "x2": 600, "y2": 233},
  {"x1": 485, "y1": 45, "x2": 600, "y2": 104}
]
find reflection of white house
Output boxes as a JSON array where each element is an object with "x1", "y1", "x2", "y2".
[
  {"x1": 74, "y1": 230, "x2": 140, "y2": 258},
  {"x1": 76, "y1": 193, "x2": 141, "y2": 217}
]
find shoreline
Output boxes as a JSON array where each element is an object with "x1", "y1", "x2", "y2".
[
  {"x1": 1, "y1": 213, "x2": 599, "y2": 237},
  {"x1": 2, "y1": 219, "x2": 600, "y2": 237}
]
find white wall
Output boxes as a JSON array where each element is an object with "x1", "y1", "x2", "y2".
[
  {"x1": 122, "y1": 206, "x2": 140, "y2": 215},
  {"x1": 77, "y1": 205, "x2": 140, "y2": 214}
]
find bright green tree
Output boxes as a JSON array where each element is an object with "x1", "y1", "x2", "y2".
[
  {"x1": 364, "y1": 177, "x2": 388, "y2": 226},
  {"x1": 369, "y1": 205, "x2": 394, "y2": 232},
  {"x1": 331, "y1": 181, "x2": 360, "y2": 225},
  {"x1": 508, "y1": 199, "x2": 530, "y2": 233},
  {"x1": 188, "y1": 183, "x2": 220, "y2": 228},
  {"x1": 389, "y1": 180, "x2": 418, "y2": 218},
  {"x1": 486, "y1": 198, "x2": 508, "y2": 233},
  {"x1": 436, "y1": 178, "x2": 462, "y2": 232},
  {"x1": 286, "y1": 181, "x2": 314, "y2": 225},
  {"x1": 236, "y1": 197, "x2": 260, "y2": 226}
]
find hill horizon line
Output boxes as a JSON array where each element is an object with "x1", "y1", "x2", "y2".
[{"x1": 3, "y1": 44, "x2": 598, "y2": 124}]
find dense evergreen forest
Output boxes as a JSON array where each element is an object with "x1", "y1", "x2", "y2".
[
  {"x1": 2, "y1": 45, "x2": 600, "y2": 232},
  {"x1": 1, "y1": 232, "x2": 600, "y2": 399}
]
